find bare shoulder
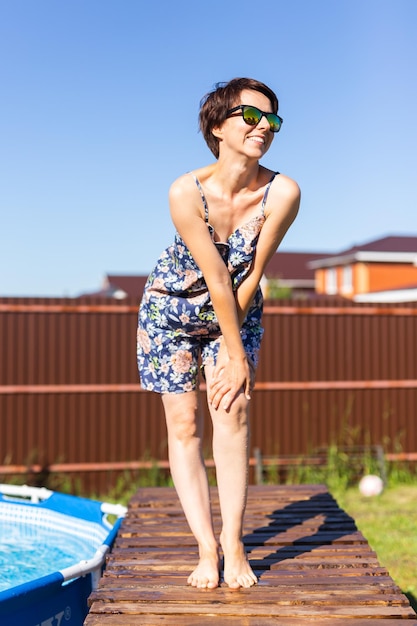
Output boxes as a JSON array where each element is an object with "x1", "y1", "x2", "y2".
[
  {"x1": 168, "y1": 172, "x2": 196, "y2": 203},
  {"x1": 169, "y1": 165, "x2": 214, "y2": 199},
  {"x1": 267, "y1": 172, "x2": 301, "y2": 221},
  {"x1": 273, "y1": 172, "x2": 301, "y2": 201},
  {"x1": 168, "y1": 171, "x2": 211, "y2": 232},
  {"x1": 168, "y1": 173, "x2": 201, "y2": 223}
]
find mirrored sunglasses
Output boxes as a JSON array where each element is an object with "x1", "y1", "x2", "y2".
[{"x1": 226, "y1": 105, "x2": 283, "y2": 133}]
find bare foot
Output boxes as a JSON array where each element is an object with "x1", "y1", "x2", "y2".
[
  {"x1": 187, "y1": 547, "x2": 220, "y2": 589},
  {"x1": 220, "y1": 533, "x2": 257, "y2": 589}
]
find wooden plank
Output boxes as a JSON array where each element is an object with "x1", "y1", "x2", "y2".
[
  {"x1": 85, "y1": 617, "x2": 417, "y2": 626},
  {"x1": 84, "y1": 485, "x2": 417, "y2": 625},
  {"x1": 89, "y1": 585, "x2": 408, "y2": 605},
  {"x1": 87, "y1": 600, "x2": 416, "y2": 618},
  {"x1": 96, "y1": 573, "x2": 400, "y2": 588}
]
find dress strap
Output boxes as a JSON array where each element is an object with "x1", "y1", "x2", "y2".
[
  {"x1": 261, "y1": 171, "x2": 280, "y2": 213},
  {"x1": 190, "y1": 173, "x2": 209, "y2": 222}
]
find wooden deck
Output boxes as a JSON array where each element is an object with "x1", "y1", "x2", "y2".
[{"x1": 85, "y1": 484, "x2": 417, "y2": 625}]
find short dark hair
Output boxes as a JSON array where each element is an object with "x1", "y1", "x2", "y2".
[{"x1": 199, "y1": 77, "x2": 279, "y2": 158}]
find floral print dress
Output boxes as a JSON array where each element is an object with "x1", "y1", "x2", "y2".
[{"x1": 137, "y1": 172, "x2": 278, "y2": 394}]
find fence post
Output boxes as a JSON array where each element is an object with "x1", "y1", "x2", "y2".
[{"x1": 253, "y1": 448, "x2": 263, "y2": 485}]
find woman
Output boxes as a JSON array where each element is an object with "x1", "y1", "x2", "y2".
[{"x1": 137, "y1": 77, "x2": 300, "y2": 589}]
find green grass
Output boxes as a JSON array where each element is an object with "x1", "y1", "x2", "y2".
[{"x1": 334, "y1": 485, "x2": 417, "y2": 611}]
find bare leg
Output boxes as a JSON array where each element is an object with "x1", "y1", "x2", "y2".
[
  {"x1": 162, "y1": 391, "x2": 220, "y2": 589},
  {"x1": 205, "y1": 366, "x2": 258, "y2": 589}
]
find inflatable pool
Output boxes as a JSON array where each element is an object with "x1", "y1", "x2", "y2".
[{"x1": 0, "y1": 483, "x2": 126, "y2": 626}]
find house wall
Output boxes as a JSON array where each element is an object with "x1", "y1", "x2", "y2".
[
  {"x1": 1, "y1": 297, "x2": 416, "y2": 494},
  {"x1": 366, "y1": 263, "x2": 417, "y2": 293},
  {"x1": 315, "y1": 269, "x2": 326, "y2": 294},
  {"x1": 354, "y1": 263, "x2": 369, "y2": 294},
  {"x1": 315, "y1": 266, "x2": 354, "y2": 296},
  {"x1": 315, "y1": 263, "x2": 417, "y2": 297}
]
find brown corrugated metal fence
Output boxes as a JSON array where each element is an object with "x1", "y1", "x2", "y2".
[{"x1": 0, "y1": 297, "x2": 416, "y2": 493}]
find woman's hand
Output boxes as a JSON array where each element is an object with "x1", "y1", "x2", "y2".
[
  {"x1": 212, "y1": 337, "x2": 229, "y2": 381},
  {"x1": 209, "y1": 339, "x2": 252, "y2": 411}
]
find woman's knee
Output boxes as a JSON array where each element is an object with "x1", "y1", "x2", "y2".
[
  {"x1": 212, "y1": 393, "x2": 250, "y2": 433},
  {"x1": 163, "y1": 392, "x2": 201, "y2": 442}
]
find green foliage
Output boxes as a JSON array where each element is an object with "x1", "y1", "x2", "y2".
[
  {"x1": 266, "y1": 445, "x2": 417, "y2": 493},
  {"x1": 266, "y1": 279, "x2": 292, "y2": 299},
  {"x1": 103, "y1": 467, "x2": 174, "y2": 506},
  {"x1": 261, "y1": 421, "x2": 417, "y2": 493}
]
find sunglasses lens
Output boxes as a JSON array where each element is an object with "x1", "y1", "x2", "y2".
[
  {"x1": 242, "y1": 106, "x2": 262, "y2": 126},
  {"x1": 267, "y1": 114, "x2": 282, "y2": 133}
]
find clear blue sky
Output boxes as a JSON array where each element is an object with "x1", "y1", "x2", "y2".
[{"x1": 1, "y1": 0, "x2": 416, "y2": 297}]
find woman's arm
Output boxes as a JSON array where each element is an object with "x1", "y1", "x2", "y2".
[
  {"x1": 212, "y1": 174, "x2": 300, "y2": 389},
  {"x1": 235, "y1": 174, "x2": 301, "y2": 323},
  {"x1": 169, "y1": 175, "x2": 251, "y2": 408}
]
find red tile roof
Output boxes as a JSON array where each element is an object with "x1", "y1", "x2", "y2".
[
  {"x1": 265, "y1": 251, "x2": 331, "y2": 280},
  {"x1": 79, "y1": 275, "x2": 147, "y2": 299},
  {"x1": 106, "y1": 275, "x2": 147, "y2": 297},
  {"x1": 340, "y1": 235, "x2": 417, "y2": 254},
  {"x1": 309, "y1": 235, "x2": 417, "y2": 269}
]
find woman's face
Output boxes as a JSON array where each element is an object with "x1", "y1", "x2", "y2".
[{"x1": 216, "y1": 89, "x2": 276, "y2": 159}]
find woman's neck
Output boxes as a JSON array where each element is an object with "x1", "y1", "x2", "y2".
[{"x1": 209, "y1": 157, "x2": 262, "y2": 196}]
